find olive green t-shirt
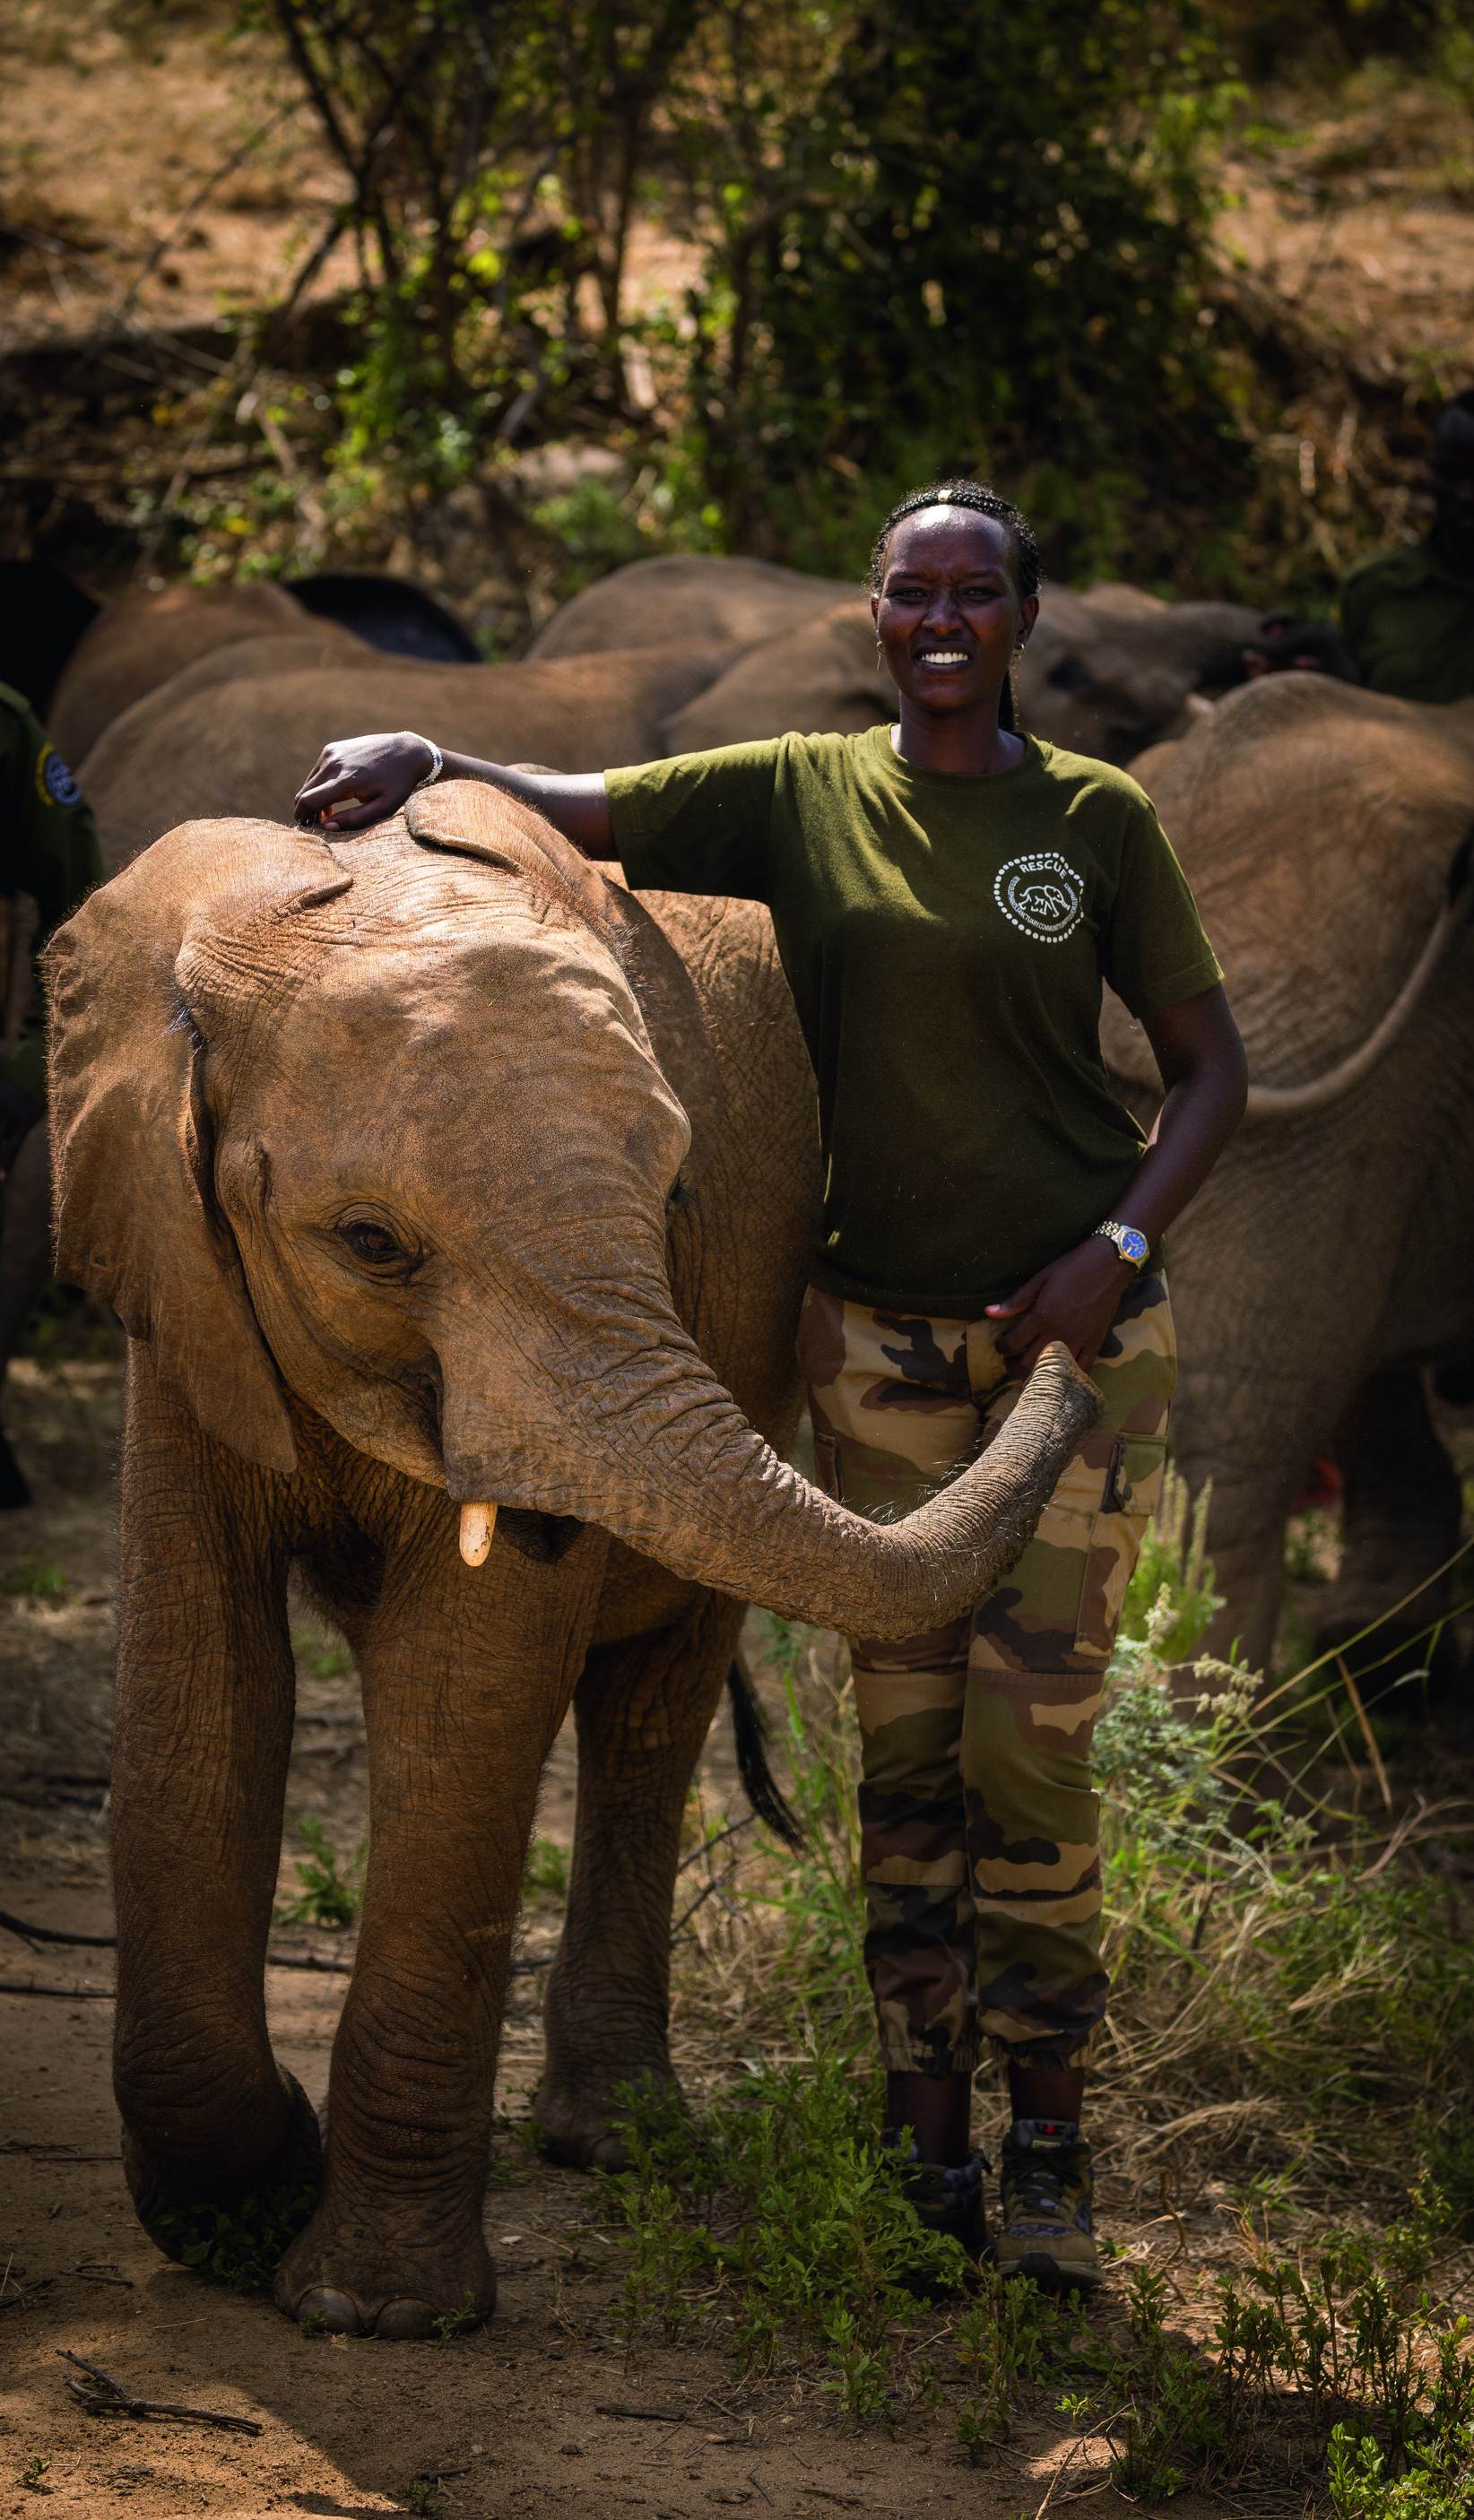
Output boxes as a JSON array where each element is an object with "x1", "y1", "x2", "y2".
[
  {"x1": 609, "y1": 723, "x2": 1221, "y2": 1315},
  {"x1": 1338, "y1": 541, "x2": 1474, "y2": 704}
]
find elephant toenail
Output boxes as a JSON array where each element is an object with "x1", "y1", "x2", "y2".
[
  {"x1": 297, "y1": 2288, "x2": 360, "y2": 2334},
  {"x1": 376, "y1": 2298, "x2": 438, "y2": 2342}
]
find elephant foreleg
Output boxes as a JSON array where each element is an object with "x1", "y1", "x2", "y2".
[
  {"x1": 536, "y1": 1587, "x2": 747, "y2": 2169},
  {"x1": 111, "y1": 1343, "x2": 316, "y2": 2241},
  {"x1": 274, "y1": 1508, "x2": 607, "y2": 2338}
]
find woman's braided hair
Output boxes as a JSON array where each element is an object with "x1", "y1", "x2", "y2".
[{"x1": 867, "y1": 479, "x2": 1043, "y2": 599}]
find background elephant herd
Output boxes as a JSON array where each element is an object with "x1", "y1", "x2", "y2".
[
  {"x1": 7, "y1": 549, "x2": 1473, "y2": 2336},
  {"x1": 34, "y1": 550, "x2": 1474, "y2": 1691}
]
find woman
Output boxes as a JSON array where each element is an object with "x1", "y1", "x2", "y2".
[{"x1": 294, "y1": 481, "x2": 1247, "y2": 2288}]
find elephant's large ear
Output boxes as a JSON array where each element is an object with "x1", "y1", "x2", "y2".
[
  {"x1": 45, "y1": 818, "x2": 351, "y2": 1471},
  {"x1": 408, "y1": 780, "x2": 725, "y2": 1191}
]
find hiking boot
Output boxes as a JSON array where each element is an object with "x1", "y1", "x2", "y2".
[
  {"x1": 880, "y1": 2128, "x2": 992, "y2": 2261},
  {"x1": 996, "y1": 2117, "x2": 1104, "y2": 2291}
]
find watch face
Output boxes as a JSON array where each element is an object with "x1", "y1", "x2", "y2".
[{"x1": 1120, "y1": 1227, "x2": 1149, "y2": 1265}]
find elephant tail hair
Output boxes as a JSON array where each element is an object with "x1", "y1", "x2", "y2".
[{"x1": 726, "y1": 1650, "x2": 805, "y2": 1852}]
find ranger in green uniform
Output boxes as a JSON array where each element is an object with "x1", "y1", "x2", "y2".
[
  {"x1": 0, "y1": 680, "x2": 105, "y2": 1506},
  {"x1": 1339, "y1": 389, "x2": 1474, "y2": 702},
  {"x1": 293, "y1": 480, "x2": 1248, "y2": 2290}
]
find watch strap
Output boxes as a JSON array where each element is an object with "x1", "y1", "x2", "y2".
[{"x1": 1097, "y1": 1218, "x2": 1148, "y2": 1270}]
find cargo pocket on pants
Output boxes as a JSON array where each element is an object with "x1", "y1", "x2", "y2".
[{"x1": 1075, "y1": 1433, "x2": 1167, "y2": 1658}]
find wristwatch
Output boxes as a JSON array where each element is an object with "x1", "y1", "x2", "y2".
[{"x1": 1097, "y1": 1218, "x2": 1149, "y2": 1270}]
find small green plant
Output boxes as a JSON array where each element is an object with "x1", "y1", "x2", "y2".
[
  {"x1": 522, "y1": 1836, "x2": 571, "y2": 1899},
  {"x1": 299, "y1": 2308, "x2": 331, "y2": 2335},
  {"x1": 273, "y1": 1814, "x2": 365, "y2": 1930},
  {"x1": 1099, "y1": 2267, "x2": 1229, "y2": 2500},
  {"x1": 19, "y1": 2457, "x2": 49, "y2": 2491},
  {"x1": 156, "y1": 2183, "x2": 319, "y2": 2291},
  {"x1": 431, "y1": 2290, "x2": 480, "y2": 2342},
  {"x1": 3, "y1": 1558, "x2": 66, "y2": 1602},
  {"x1": 1420, "y1": 2113, "x2": 1474, "y2": 2239},
  {"x1": 602, "y1": 2048, "x2": 969, "y2": 2392},
  {"x1": 1285, "y1": 1510, "x2": 1340, "y2": 1585},
  {"x1": 955, "y1": 2271, "x2": 1071, "y2": 2459},
  {"x1": 404, "y1": 2482, "x2": 442, "y2": 2517},
  {"x1": 1116, "y1": 1466, "x2": 1222, "y2": 1660}
]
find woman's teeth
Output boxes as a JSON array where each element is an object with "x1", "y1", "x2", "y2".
[{"x1": 919, "y1": 649, "x2": 968, "y2": 663}]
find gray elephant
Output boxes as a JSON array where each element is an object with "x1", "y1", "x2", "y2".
[
  {"x1": 1100, "y1": 672, "x2": 1474, "y2": 1685},
  {"x1": 45, "y1": 778, "x2": 1098, "y2": 2338}
]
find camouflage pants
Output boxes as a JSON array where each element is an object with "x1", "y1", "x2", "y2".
[{"x1": 799, "y1": 1271, "x2": 1175, "y2": 2077}]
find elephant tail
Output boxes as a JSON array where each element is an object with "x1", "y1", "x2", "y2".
[{"x1": 726, "y1": 1650, "x2": 805, "y2": 1851}]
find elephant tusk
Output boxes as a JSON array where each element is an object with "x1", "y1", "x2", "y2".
[{"x1": 458, "y1": 1502, "x2": 497, "y2": 1566}]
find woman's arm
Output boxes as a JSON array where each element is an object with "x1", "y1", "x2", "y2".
[
  {"x1": 293, "y1": 732, "x2": 617, "y2": 859},
  {"x1": 986, "y1": 983, "x2": 1247, "y2": 1376}
]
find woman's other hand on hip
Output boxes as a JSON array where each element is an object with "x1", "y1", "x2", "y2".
[{"x1": 985, "y1": 1238, "x2": 1135, "y2": 1377}]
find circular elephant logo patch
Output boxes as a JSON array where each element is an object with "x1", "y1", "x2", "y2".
[
  {"x1": 37, "y1": 747, "x2": 81, "y2": 809},
  {"x1": 993, "y1": 852, "x2": 1083, "y2": 943}
]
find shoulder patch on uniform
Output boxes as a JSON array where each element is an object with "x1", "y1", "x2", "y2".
[{"x1": 36, "y1": 745, "x2": 82, "y2": 809}]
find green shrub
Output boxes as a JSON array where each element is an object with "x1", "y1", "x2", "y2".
[{"x1": 603, "y1": 2048, "x2": 969, "y2": 2385}]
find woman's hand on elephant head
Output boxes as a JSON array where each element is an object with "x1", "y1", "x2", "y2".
[{"x1": 294, "y1": 732, "x2": 437, "y2": 831}]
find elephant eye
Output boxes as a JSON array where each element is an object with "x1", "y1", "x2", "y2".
[{"x1": 339, "y1": 1217, "x2": 412, "y2": 1268}]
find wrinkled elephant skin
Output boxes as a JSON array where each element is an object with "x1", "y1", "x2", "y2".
[
  {"x1": 46, "y1": 785, "x2": 1100, "y2": 2334},
  {"x1": 1110, "y1": 677, "x2": 1474, "y2": 1679},
  {"x1": 48, "y1": 579, "x2": 339, "y2": 766},
  {"x1": 78, "y1": 636, "x2": 741, "y2": 876}
]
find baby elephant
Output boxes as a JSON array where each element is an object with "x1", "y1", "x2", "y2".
[{"x1": 47, "y1": 784, "x2": 1098, "y2": 2336}]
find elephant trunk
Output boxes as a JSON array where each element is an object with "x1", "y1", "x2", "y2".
[{"x1": 447, "y1": 1302, "x2": 1101, "y2": 1641}]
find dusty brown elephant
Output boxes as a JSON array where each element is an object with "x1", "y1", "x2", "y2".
[
  {"x1": 528, "y1": 556, "x2": 1269, "y2": 763},
  {"x1": 661, "y1": 584, "x2": 1268, "y2": 759},
  {"x1": 78, "y1": 635, "x2": 739, "y2": 873},
  {"x1": 46, "y1": 779, "x2": 1099, "y2": 2337},
  {"x1": 527, "y1": 551, "x2": 858, "y2": 659},
  {"x1": 47, "y1": 580, "x2": 346, "y2": 767},
  {"x1": 49, "y1": 571, "x2": 496, "y2": 768},
  {"x1": 1100, "y1": 673, "x2": 1474, "y2": 1683}
]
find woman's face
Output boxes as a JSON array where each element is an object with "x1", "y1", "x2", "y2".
[{"x1": 871, "y1": 508, "x2": 1037, "y2": 722}]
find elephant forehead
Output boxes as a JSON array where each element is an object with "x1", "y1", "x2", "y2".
[
  {"x1": 222, "y1": 922, "x2": 690, "y2": 1205},
  {"x1": 259, "y1": 905, "x2": 653, "y2": 1066}
]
